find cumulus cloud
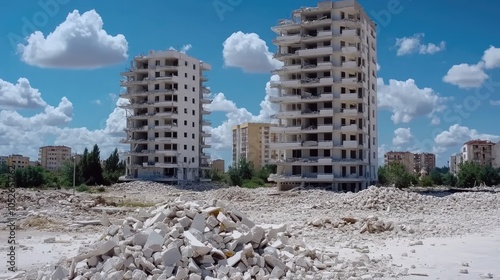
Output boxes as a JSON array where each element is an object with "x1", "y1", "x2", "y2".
[
  {"x1": 434, "y1": 124, "x2": 500, "y2": 147},
  {"x1": 169, "y1": 44, "x2": 192, "y2": 54},
  {"x1": 395, "y1": 33, "x2": 446, "y2": 56},
  {"x1": 392, "y1": 128, "x2": 413, "y2": 146},
  {"x1": 222, "y1": 31, "x2": 283, "y2": 73},
  {"x1": 482, "y1": 46, "x2": 500, "y2": 69},
  {"x1": 442, "y1": 46, "x2": 500, "y2": 89},
  {"x1": 17, "y1": 10, "x2": 128, "y2": 69},
  {"x1": 0, "y1": 91, "x2": 128, "y2": 161},
  {"x1": 442, "y1": 63, "x2": 488, "y2": 89},
  {"x1": 207, "y1": 75, "x2": 279, "y2": 151},
  {"x1": 377, "y1": 78, "x2": 448, "y2": 124},
  {"x1": 0, "y1": 78, "x2": 47, "y2": 110},
  {"x1": 490, "y1": 100, "x2": 500, "y2": 105}
]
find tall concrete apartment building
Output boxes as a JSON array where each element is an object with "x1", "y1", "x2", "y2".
[
  {"x1": 232, "y1": 123, "x2": 276, "y2": 170},
  {"x1": 39, "y1": 145, "x2": 72, "y2": 171},
  {"x1": 119, "y1": 50, "x2": 212, "y2": 183},
  {"x1": 268, "y1": 0, "x2": 378, "y2": 192},
  {"x1": 413, "y1": 152, "x2": 436, "y2": 174}
]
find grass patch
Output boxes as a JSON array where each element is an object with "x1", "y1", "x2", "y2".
[
  {"x1": 241, "y1": 177, "x2": 266, "y2": 189},
  {"x1": 76, "y1": 184, "x2": 90, "y2": 192},
  {"x1": 117, "y1": 200, "x2": 156, "y2": 208}
]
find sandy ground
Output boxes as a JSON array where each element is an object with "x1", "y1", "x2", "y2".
[{"x1": 0, "y1": 183, "x2": 499, "y2": 279}]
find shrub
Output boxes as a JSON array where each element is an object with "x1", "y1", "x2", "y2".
[
  {"x1": 419, "y1": 175, "x2": 433, "y2": 187},
  {"x1": 76, "y1": 184, "x2": 90, "y2": 192}
]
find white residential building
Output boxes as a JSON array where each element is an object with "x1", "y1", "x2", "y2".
[
  {"x1": 119, "y1": 50, "x2": 212, "y2": 183},
  {"x1": 268, "y1": 0, "x2": 378, "y2": 192}
]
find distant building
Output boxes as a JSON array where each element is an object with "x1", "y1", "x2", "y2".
[
  {"x1": 0, "y1": 156, "x2": 7, "y2": 166},
  {"x1": 232, "y1": 122, "x2": 276, "y2": 170},
  {"x1": 7, "y1": 154, "x2": 29, "y2": 169},
  {"x1": 461, "y1": 140, "x2": 494, "y2": 166},
  {"x1": 210, "y1": 159, "x2": 225, "y2": 173},
  {"x1": 39, "y1": 145, "x2": 72, "y2": 171},
  {"x1": 29, "y1": 161, "x2": 40, "y2": 167},
  {"x1": 413, "y1": 153, "x2": 436, "y2": 175},
  {"x1": 384, "y1": 152, "x2": 414, "y2": 173},
  {"x1": 449, "y1": 153, "x2": 461, "y2": 175},
  {"x1": 494, "y1": 141, "x2": 500, "y2": 169}
]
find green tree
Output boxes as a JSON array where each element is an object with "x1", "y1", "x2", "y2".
[
  {"x1": 377, "y1": 166, "x2": 388, "y2": 185},
  {"x1": 61, "y1": 160, "x2": 83, "y2": 187},
  {"x1": 419, "y1": 175, "x2": 433, "y2": 187},
  {"x1": 479, "y1": 165, "x2": 500, "y2": 186},
  {"x1": 80, "y1": 148, "x2": 90, "y2": 182},
  {"x1": 443, "y1": 173, "x2": 457, "y2": 187},
  {"x1": 0, "y1": 163, "x2": 9, "y2": 174},
  {"x1": 429, "y1": 169, "x2": 444, "y2": 185},
  {"x1": 457, "y1": 161, "x2": 482, "y2": 188},
  {"x1": 382, "y1": 162, "x2": 414, "y2": 188},
  {"x1": 102, "y1": 148, "x2": 124, "y2": 185},
  {"x1": 255, "y1": 164, "x2": 277, "y2": 182},
  {"x1": 14, "y1": 166, "x2": 45, "y2": 188},
  {"x1": 104, "y1": 148, "x2": 120, "y2": 173}
]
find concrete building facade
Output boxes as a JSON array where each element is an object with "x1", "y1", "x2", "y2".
[
  {"x1": 210, "y1": 159, "x2": 225, "y2": 173},
  {"x1": 494, "y1": 141, "x2": 500, "y2": 169},
  {"x1": 0, "y1": 156, "x2": 7, "y2": 166},
  {"x1": 384, "y1": 152, "x2": 414, "y2": 173},
  {"x1": 413, "y1": 152, "x2": 436, "y2": 175},
  {"x1": 232, "y1": 123, "x2": 276, "y2": 170},
  {"x1": 7, "y1": 154, "x2": 30, "y2": 169},
  {"x1": 119, "y1": 50, "x2": 212, "y2": 183},
  {"x1": 268, "y1": 0, "x2": 378, "y2": 192},
  {"x1": 449, "y1": 153, "x2": 461, "y2": 175},
  {"x1": 461, "y1": 140, "x2": 494, "y2": 167},
  {"x1": 39, "y1": 145, "x2": 72, "y2": 171}
]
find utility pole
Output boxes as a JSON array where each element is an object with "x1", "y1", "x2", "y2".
[{"x1": 73, "y1": 153, "x2": 76, "y2": 195}]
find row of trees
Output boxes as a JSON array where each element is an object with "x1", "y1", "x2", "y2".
[
  {"x1": 209, "y1": 158, "x2": 277, "y2": 188},
  {"x1": 0, "y1": 145, "x2": 125, "y2": 189},
  {"x1": 378, "y1": 161, "x2": 500, "y2": 188}
]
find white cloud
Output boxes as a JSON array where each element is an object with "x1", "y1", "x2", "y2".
[
  {"x1": 377, "y1": 78, "x2": 447, "y2": 124},
  {"x1": 222, "y1": 31, "x2": 283, "y2": 73},
  {"x1": 482, "y1": 46, "x2": 500, "y2": 69},
  {"x1": 17, "y1": 10, "x2": 128, "y2": 69},
  {"x1": 395, "y1": 33, "x2": 446, "y2": 56},
  {"x1": 376, "y1": 63, "x2": 381, "y2": 71},
  {"x1": 490, "y1": 100, "x2": 500, "y2": 106},
  {"x1": 169, "y1": 44, "x2": 192, "y2": 54},
  {"x1": 92, "y1": 99, "x2": 102, "y2": 105},
  {"x1": 208, "y1": 75, "x2": 279, "y2": 151},
  {"x1": 434, "y1": 124, "x2": 500, "y2": 147},
  {"x1": 442, "y1": 63, "x2": 488, "y2": 89},
  {"x1": 0, "y1": 78, "x2": 47, "y2": 110},
  {"x1": 392, "y1": 128, "x2": 413, "y2": 146}
]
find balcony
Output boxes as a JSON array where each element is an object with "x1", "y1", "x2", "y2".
[
  {"x1": 153, "y1": 111, "x2": 178, "y2": 118},
  {"x1": 338, "y1": 93, "x2": 359, "y2": 100},
  {"x1": 269, "y1": 141, "x2": 302, "y2": 149},
  {"x1": 154, "y1": 137, "x2": 174, "y2": 143},
  {"x1": 120, "y1": 78, "x2": 148, "y2": 87},
  {"x1": 120, "y1": 138, "x2": 148, "y2": 144},
  {"x1": 319, "y1": 108, "x2": 335, "y2": 116},
  {"x1": 341, "y1": 108, "x2": 361, "y2": 117},
  {"x1": 154, "y1": 150, "x2": 178, "y2": 156},
  {"x1": 200, "y1": 97, "x2": 212, "y2": 104},
  {"x1": 302, "y1": 16, "x2": 333, "y2": 27},
  {"x1": 273, "y1": 34, "x2": 301, "y2": 45},
  {"x1": 298, "y1": 46, "x2": 332, "y2": 57},
  {"x1": 342, "y1": 61, "x2": 358, "y2": 68},
  {"x1": 271, "y1": 19, "x2": 300, "y2": 32},
  {"x1": 124, "y1": 125, "x2": 148, "y2": 132},
  {"x1": 341, "y1": 46, "x2": 360, "y2": 55},
  {"x1": 201, "y1": 142, "x2": 211, "y2": 148},
  {"x1": 340, "y1": 124, "x2": 359, "y2": 132},
  {"x1": 270, "y1": 79, "x2": 301, "y2": 88},
  {"x1": 201, "y1": 108, "x2": 210, "y2": 115},
  {"x1": 341, "y1": 77, "x2": 361, "y2": 85},
  {"x1": 269, "y1": 94, "x2": 301, "y2": 103},
  {"x1": 301, "y1": 30, "x2": 332, "y2": 41},
  {"x1": 154, "y1": 74, "x2": 179, "y2": 82},
  {"x1": 342, "y1": 140, "x2": 359, "y2": 148},
  {"x1": 129, "y1": 113, "x2": 149, "y2": 120},
  {"x1": 201, "y1": 131, "x2": 211, "y2": 137},
  {"x1": 119, "y1": 101, "x2": 149, "y2": 109},
  {"x1": 149, "y1": 125, "x2": 177, "y2": 131},
  {"x1": 201, "y1": 153, "x2": 210, "y2": 158},
  {"x1": 272, "y1": 64, "x2": 301, "y2": 74},
  {"x1": 201, "y1": 76, "x2": 208, "y2": 82},
  {"x1": 153, "y1": 101, "x2": 177, "y2": 107},
  {"x1": 340, "y1": 29, "x2": 358, "y2": 37},
  {"x1": 202, "y1": 119, "x2": 211, "y2": 126},
  {"x1": 202, "y1": 87, "x2": 211, "y2": 94},
  {"x1": 272, "y1": 110, "x2": 302, "y2": 118},
  {"x1": 273, "y1": 51, "x2": 300, "y2": 60},
  {"x1": 301, "y1": 77, "x2": 333, "y2": 87},
  {"x1": 270, "y1": 126, "x2": 302, "y2": 134}
]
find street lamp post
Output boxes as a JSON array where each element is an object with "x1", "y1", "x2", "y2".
[{"x1": 73, "y1": 153, "x2": 76, "y2": 195}]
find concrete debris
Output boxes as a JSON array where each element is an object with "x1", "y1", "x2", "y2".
[{"x1": 40, "y1": 199, "x2": 378, "y2": 280}]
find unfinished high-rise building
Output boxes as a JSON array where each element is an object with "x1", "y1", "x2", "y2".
[
  {"x1": 268, "y1": 0, "x2": 378, "y2": 192},
  {"x1": 119, "y1": 50, "x2": 212, "y2": 183}
]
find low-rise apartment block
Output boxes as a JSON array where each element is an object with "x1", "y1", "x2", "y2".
[
  {"x1": 119, "y1": 50, "x2": 212, "y2": 183},
  {"x1": 0, "y1": 156, "x2": 7, "y2": 166},
  {"x1": 450, "y1": 139, "x2": 496, "y2": 174},
  {"x1": 384, "y1": 151, "x2": 414, "y2": 173},
  {"x1": 39, "y1": 145, "x2": 72, "y2": 171},
  {"x1": 210, "y1": 159, "x2": 225, "y2": 173},
  {"x1": 232, "y1": 122, "x2": 276, "y2": 170},
  {"x1": 7, "y1": 154, "x2": 30, "y2": 169},
  {"x1": 384, "y1": 151, "x2": 436, "y2": 175}
]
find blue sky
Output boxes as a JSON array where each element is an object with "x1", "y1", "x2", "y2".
[{"x1": 1, "y1": 0, "x2": 500, "y2": 169}]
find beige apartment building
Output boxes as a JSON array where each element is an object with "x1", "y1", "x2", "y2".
[
  {"x1": 39, "y1": 145, "x2": 72, "y2": 171},
  {"x1": 119, "y1": 50, "x2": 212, "y2": 183},
  {"x1": 232, "y1": 122, "x2": 276, "y2": 170},
  {"x1": 413, "y1": 152, "x2": 436, "y2": 174},
  {"x1": 384, "y1": 151, "x2": 414, "y2": 173},
  {"x1": 7, "y1": 154, "x2": 30, "y2": 169},
  {"x1": 269, "y1": 0, "x2": 379, "y2": 192},
  {"x1": 451, "y1": 139, "x2": 495, "y2": 174},
  {"x1": 0, "y1": 156, "x2": 7, "y2": 166},
  {"x1": 210, "y1": 159, "x2": 225, "y2": 173}
]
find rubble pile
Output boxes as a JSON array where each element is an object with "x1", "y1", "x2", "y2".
[{"x1": 44, "y1": 198, "x2": 377, "y2": 280}]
